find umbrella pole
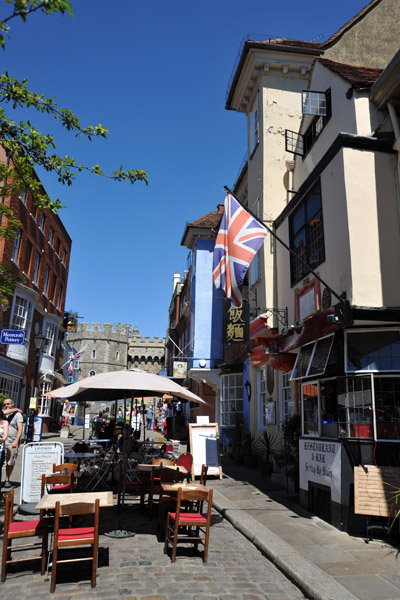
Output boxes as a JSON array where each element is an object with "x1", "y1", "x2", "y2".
[
  {"x1": 142, "y1": 397, "x2": 145, "y2": 443},
  {"x1": 83, "y1": 402, "x2": 85, "y2": 440},
  {"x1": 106, "y1": 392, "x2": 135, "y2": 539}
]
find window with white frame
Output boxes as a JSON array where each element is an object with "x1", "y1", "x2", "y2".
[
  {"x1": 279, "y1": 371, "x2": 294, "y2": 425},
  {"x1": 220, "y1": 373, "x2": 243, "y2": 425},
  {"x1": 42, "y1": 321, "x2": 58, "y2": 357},
  {"x1": 0, "y1": 375, "x2": 20, "y2": 403},
  {"x1": 37, "y1": 381, "x2": 52, "y2": 416},
  {"x1": 249, "y1": 92, "x2": 259, "y2": 156},
  {"x1": 48, "y1": 228, "x2": 54, "y2": 246},
  {"x1": 43, "y1": 266, "x2": 50, "y2": 296},
  {"x1": 32, "y1": 252, "x2": 40, "y2": 285},
  {"x1": 10, "y1": 294, "x2": 34, "y2": 339},
  {"x1": 56, "y1": 284, "x2": 62, "y2": 309},
  {"x1": 11, "y1": 232, "x2": 21, "y2": 264},
  {"x1": 39, "y1": 213, "x2": 45, "y2": 232},
  {"x1": 257, "y1": 367, "x2": 267, "y2": 428}
]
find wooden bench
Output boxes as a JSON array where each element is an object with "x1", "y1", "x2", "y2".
[{"x1": 354, "y1": 466, "x2": 400, "y2": 538}]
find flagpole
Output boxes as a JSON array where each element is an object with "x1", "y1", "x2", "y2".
[{"x1": 224, "y1": 186, "x2": 346, "y2": 307}]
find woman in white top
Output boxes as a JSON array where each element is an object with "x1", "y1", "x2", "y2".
[{"x1": 0, "y1": 407, "x2": 9, "y2": 485}]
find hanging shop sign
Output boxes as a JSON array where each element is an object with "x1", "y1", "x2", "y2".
[{"x1": 223, "y1": 301, "x2": 249, "y2": 344}]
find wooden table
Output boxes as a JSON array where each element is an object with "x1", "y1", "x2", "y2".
[
  {"x1": 137, "y1": 463, "x2": 187, "y2": 473},
  {"x1": 35, "y1": 490, "x2": 114, "y2": 510},
  {"x1": 160, "y1": 482, "x2": 207, "y2": 494}
]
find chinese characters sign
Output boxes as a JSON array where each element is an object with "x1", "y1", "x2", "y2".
[{"x1": 223, "y1": 301, "x2": 249, "y2": 344}]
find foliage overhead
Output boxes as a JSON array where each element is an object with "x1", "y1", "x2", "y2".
[{"x1": 0, "y1": 1, "x2": 148, "y2": 304}]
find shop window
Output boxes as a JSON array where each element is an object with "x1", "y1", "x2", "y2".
[
  {"x1": 337, "y1": 376, "x2": 373, "y2": 439},
  {"x1": 346, "y1": 329, "x2": 400, "y2": 372},
  {"x1": 220, "y1": 373, "x2": 243, "y2": 426},
  {"x1": 291, "y1": 336, "x2": 333, "y2": 380},
  {"x1": 320, "y1": 381, "x2": 338, "y2": 438},
  {"x1": 289, "y1": 182, "x2": 325, "y2": 285},
  {"x1": 258, "y1": 367, "x2": 274, "y2": 428},
  {"x1": 279, "y1": 371, "x2": 294, "y2": 426},
  {"x1": 302, "y1": 381, "x2": 320, "y2": 436},
  {"x1": 374, "y1": 377, "x2": 400, "y2": 440}
]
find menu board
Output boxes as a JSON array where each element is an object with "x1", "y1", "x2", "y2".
[
  {"x1": 189, "y1": 423, "x2": 222, "y2": 479},
  {"x1": 20, "y1": 442, "x2": 64, "y2": 504}
]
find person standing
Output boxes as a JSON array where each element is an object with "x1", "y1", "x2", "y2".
[
  {"x1": 0, "y1": 407, "x2": 9, "y2": 487},
  {"x1": 146, "y1": 406, "x2": 154, "y2": 430},
  {"x1": 166, "y1": 402, "x2": 173, "y2": 439},
  {"x1": 3, "y1": 398, "x2": 23, "y2": 488}
]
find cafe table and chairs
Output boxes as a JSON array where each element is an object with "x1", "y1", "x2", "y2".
[
  {"x1": 80, "y1": 449, "x2": 117, "y2": 492},
  {"x1": 117, "y1": 457, "x2": 146, "y2": 511},
  {"x1": 164, "y1": 484, "x2": 213, "y2": 563},
  {"x1": 41, "y1": 473, "x2": 77, "y2": 496},
  {"x1": 148, "y1": 465, "x2": 187, "y2": 521},
  {"x1": 1, "y1": 488, "x2": 48, "y2": 582}
]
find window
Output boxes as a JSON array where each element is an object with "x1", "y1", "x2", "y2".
[
  {"x1": 302, "y1": 382, "x2": 320, "y2": 436},
  {"x1": 289, "y1": 182, "x2": 325, "y2": 285},
  {"x1": 302, "y1": 90, "x2": 327, "y2": 116},
  {"x1": 374, "y1": 377, "x2": 400, "y2": 440},
  {"x1": 11, "y1": 294, "x2": 34, "y2": 338},
  {"x1": 43, "y1": 266, "x2": 50, "y2": 296},
  {"x1": 89, "y1": 370, "x2": 96, "y2": 377},
  {"x1": 92, "y1": 349, "x2": 96, "y2": 359},
  {"x1": 346, "y1": 329, "x2": 400, "y2": 372},
  {"x1": 249, "y1": 92, "x2": 259, "y2": 156},
  {"x1": 279, "y1": 372, "x2": 294, "y2": 425},
  {"x1": 48, "y1": 228, "x2": 54, "y2": 246},
  {"x1": 50, "y1": 275, "x2": 56, "y2": 301},
  {"x1": 116, "y1": 351, "x2": 120, "y2": 361},
  {"x1": 11, "y1": 232, "x2": 21, "y2": 264},
  {"x1": 257, "y1": 367, "x2": 267, "y2": 429},
  {"x1": 56, "y1": 284, "x2": 62, "y2": 309},
  {"x1": 337, "y1": 376, "x2": 373, "y2": 439},
  {"x1": 19, "y1": 189, "x2": 27, "y2": 205},
  {"x1": 291, "y1": 336, "x2": 333, "y2": 380},
  {"x1": 39, "y1": 213, "x2": 45, "y2": 232},
  {"x1": 42, "y1": 321, "x2": 58, "y2": 357},
  {"x1": 32, "y1": 252, "x2": 40, "y2": 285},
  {"x1": 0, "y1": 375, "x2": 20, "y2": 403},
  {"x1": 220, "y1": 373, "x2": 243, "y2": 425},
  {"x1": 61, "y1": 249, "x2": 66, "y2": 266},
  {"x1": 303, "y1": 89, "x2": 331, "y2": 155},
  {"x1": 55, "y1": 238, "x2": 60, "y2": 254}
]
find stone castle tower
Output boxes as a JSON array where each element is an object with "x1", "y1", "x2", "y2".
[{"x1": 67, "y1": 322, "x2": 165, "y2": 378}]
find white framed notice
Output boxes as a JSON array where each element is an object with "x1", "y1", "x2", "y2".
[
  {"x1": 189, "y1": 423, "x2": 222, "y2": 479},
  {"x1": 20, "y1": 442, "x2": 64, "y2": 504}
]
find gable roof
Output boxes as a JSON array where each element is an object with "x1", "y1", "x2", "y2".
[
  {"x1": 318, "y1": 58, "x2": 382, "y2": 88},
  {"x1": 181, "y1": 205, "x2": 224, "y2": 249},
  {"x1": 320, "y1": 0, "x2": 382, "y2": 49}
]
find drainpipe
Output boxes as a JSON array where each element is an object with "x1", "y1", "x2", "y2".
[{"x1": 387, "y1": 102, "x2": 400, "y2": 232}]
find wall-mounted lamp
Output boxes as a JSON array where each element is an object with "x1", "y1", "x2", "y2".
[{"x1": 245, "y1": 380, "x2": 252, "y2": 402}]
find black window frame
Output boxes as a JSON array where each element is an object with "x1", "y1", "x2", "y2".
[
  {"x1": 289, "y1": 181, "x2": 325, "y2": 286},
  {"x1": 303, "y1": 88, "x2": 332, "y2": 157}
]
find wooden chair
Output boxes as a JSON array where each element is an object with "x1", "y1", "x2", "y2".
[
  {"x1": 52, "y1": 463, "x2": 80, "y2": 491},
  {"x1": 148, "y1": 464, "x2": 182, "y2": 520},
  {"x1": 164, "y1": 486, "x2": 213, "y2": 563},
  {"x1": 117, "y1": 458, "x2": 146, "y2": 511},
  {"x1": 41, "y1": 473, "x2": 76, "y2": 495},
  {"x1": 199, "y1": 464, "x2": 208, "y2": 486},
  {"x1": 177, "y1": 452, "x2": 193, "y2": 481},
  {"x1": 157, "y1": 468, "x2": 188, "y2": 538},
  {"x1": 1, "y1": 489, "x2": 48, "y2": 581},
  {"x1": 50, "y1": 499, "x2": 100, "y2": 593}
]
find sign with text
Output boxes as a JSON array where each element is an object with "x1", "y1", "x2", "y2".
[
  {"x1": 223, "y1": 301, "x2": 249, "y2": 344},
  {"x1": 189, "y1": 423, "x2": 222, "y2": 479},
  {"x1": 1, "y1": 329, "x2": 25, "y2": 345},
  {"x1": 299, "y1": 439, "x2": 341, "y2": 503},
  {"x1": 20, "y1": 442, "x2": 64, "y2": 504}
]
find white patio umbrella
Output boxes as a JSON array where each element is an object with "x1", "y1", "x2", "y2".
[
  {"x1": 45, "y1": 368, "x2": 209, "y2": 537},
  {"x1": 46, "y1": 368, "x2": 209, "y2": 405}
]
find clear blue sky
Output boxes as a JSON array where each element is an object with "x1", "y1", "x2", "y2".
[{"x1": 3, "y1": 0, "x2": 369, "y2": 339}]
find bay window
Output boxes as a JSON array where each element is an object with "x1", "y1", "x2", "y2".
[{"x1": 220, "y1": 373, "x2": 243, "y2": 425}]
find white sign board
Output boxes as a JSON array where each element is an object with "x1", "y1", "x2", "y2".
[
  {"x1": 20, "y1": 442, "x2": 64, "y2": 504},
  {"x1": 196, "y1": 415, "x2": 209, "y2": 424},
  {"x1": 299, "y1": 439, "x2": 341, "y2": 503},
  {"x1": 189, "y1": 423, "x2": 222, "y2": 479}
]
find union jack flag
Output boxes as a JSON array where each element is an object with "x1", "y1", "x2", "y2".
[
  {"x1": 67, "y1": 344, "x2": 87, "y2": 375},
  {"x1": 213, "y1": 193, "x2": 268, "y2": 307}
]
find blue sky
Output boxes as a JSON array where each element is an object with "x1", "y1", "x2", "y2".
[{"x1": 2, "y1": 0, "x2": 369, "y2": 339}]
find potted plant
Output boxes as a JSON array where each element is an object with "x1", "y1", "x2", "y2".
[{"x1": 253, "y1": 429, "x2": 283, "y2": 476}]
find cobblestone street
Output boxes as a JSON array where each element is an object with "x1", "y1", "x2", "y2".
[{"x1": 1, "y1": 502, "x2": 305, "y2": 600}]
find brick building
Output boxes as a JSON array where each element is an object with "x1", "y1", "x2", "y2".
[{"x1": 0, "y1": 146, "x2": 72, "y2": 421}]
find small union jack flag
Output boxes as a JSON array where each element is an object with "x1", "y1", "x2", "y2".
[
  {"x1": 213, "y1": 193, "x2": 268, "y2": 307},
  {"x1": 66, "y1": 344, "x2": 87, "y2": 375}
]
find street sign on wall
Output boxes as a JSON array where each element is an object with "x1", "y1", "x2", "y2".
[{"x1": 1, "y1": 329, "x2": 25, "y2": 344}]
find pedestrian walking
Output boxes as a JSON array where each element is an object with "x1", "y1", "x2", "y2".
[
  {"x1": 3, "y1": 398, "x2": 23, "y2": 488},
  {"x1": 146, "y1": 406, "x2": 154, "y2": 430},
  {"x1": 0, "y1": 407, "x2": 9, "y2": 487}
]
